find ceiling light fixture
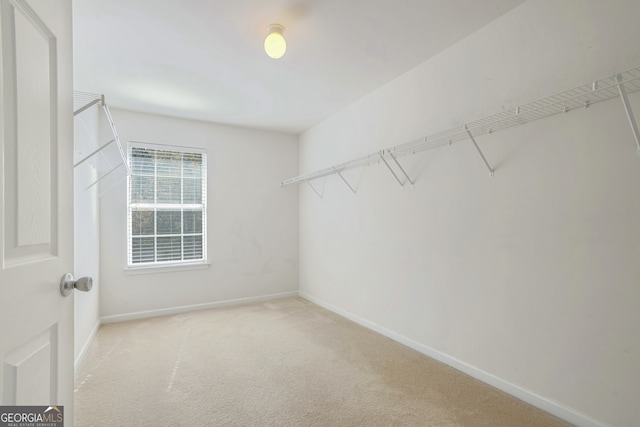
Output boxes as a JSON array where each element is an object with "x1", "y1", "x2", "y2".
[{"x1": 264, "y1": 24, "x2": 286, "y2": 59}]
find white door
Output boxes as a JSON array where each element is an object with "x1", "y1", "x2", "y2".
[{"x1": 0, "y1": 0, "x2": 74, "y2": 422}]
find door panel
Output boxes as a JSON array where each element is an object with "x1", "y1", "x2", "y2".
[
  {"x1": 0, "y1": 0, "x2": 73, "y2": 423},
  {"x1": 14, "y1": 1, "x2": 54, "y2": 249},
  {"x1": 2, "y1": 0, "x2": 57, "y2": 265},
  {"x1": 3, "y1": 326, "x2": 57, "y2": 405}
]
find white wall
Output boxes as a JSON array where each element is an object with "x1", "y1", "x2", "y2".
[
  {"x1": 99, "y1": 109, "x2": 298, "y2": 319},
  {"x1": 73, "y1": 105, "x2": 101, "y2": 368},
  {"x1": 298, "y1": 1, "x2": 640, "y2": 426}
]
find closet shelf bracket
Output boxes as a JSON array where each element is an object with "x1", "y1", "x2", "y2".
[
  {"x1": 616, "y1": 74, "x2": 640, "y2": 154},
  {"x1": 307, "y1": 181, "x2": 324, "y2": 199},
  {"x1": 102, "y1": 103, "x2": 131, "y2": 176},
  {"x1": 388, "y1": 149, "x2": 414, "y2": 187},
  {"x1": 335, "y1": 168, "x2": 357, "y2": 194},
  {"x1": 380, "y1": 150, "x2": 413, "y2": 188},
  {"x1": 464, "y1": 125, "x2": 494, "y2": 176},
  {"x1": 73, "y1": 94, "x2": 103, "y2": 117},
  {"x1": 85, "y1": 162, "x2": 124, "y2": 191},
  {"x1": 74, "y1": 138, "x2": 115, "y2": 168}
]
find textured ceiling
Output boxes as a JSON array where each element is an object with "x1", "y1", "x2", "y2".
[{"x1": 73, "y1": 0, "x2": 526, "y2": 134}]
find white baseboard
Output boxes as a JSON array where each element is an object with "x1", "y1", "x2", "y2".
[
  {"x1": 100, "y1": 291, "x2": 299, "y2": 324},
  {"x1": 299, "y1": 291, "x2": 608, "y2": 427},
  {"x1": 74, "y1": 318, "x2": 101, "y2": 373}
]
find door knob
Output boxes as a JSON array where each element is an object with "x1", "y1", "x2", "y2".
[{"x1": 60, "y1": 273, "x2": 93, "y2": 297}]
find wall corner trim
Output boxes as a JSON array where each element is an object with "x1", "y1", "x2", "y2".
[{"x1": 298, "y1": 291, "x2": 610, "y2": 427}]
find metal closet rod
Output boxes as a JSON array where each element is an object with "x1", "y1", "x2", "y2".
[{"x1": 281, "y1": 66, "x2": 640, "y2": 189}]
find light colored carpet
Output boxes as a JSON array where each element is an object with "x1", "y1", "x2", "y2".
[{"x1": 75, "y1": 297, "x2": 570, "y2": 426}]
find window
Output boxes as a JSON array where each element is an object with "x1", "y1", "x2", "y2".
[{"x1": 127, "y1": 143, "x2": 206, "y2": 267}]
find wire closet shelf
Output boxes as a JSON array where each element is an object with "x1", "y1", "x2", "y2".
[
  {"x1": 280, "y1": 67, "x2": 640, "y2": 188},
  {"x1": 73, "y1": 91, "x2": 130, "y2": 191}
]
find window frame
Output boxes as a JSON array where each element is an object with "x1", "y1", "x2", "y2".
[{"x1": 126, "y1": 141, "x2": 207, "y2": 269}]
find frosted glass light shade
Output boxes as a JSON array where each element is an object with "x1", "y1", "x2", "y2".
[{"x1": 264, "y1": 24, "x2": 286, "y2": 59}]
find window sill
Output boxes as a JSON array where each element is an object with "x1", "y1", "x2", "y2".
[{"x1": 125, "y1": 262, "x2": 210, "y2": 275}]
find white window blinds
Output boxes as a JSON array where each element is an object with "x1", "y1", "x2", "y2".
[{"x1": 127, "y1": 144, "x2": 207, "y2": 266}]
